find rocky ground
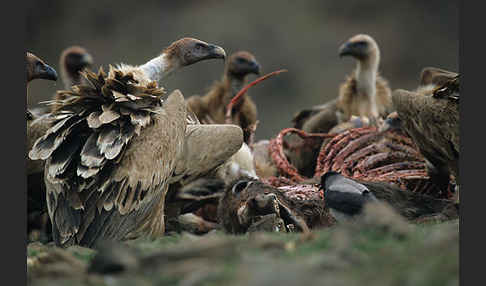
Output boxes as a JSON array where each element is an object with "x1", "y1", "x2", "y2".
[{"x1": 27, "y1": 204, "x2": 458, "y2": 286}]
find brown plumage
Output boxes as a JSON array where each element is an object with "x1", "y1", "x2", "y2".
[
  {"x1": 187, "y1": 51, "x2": 260, "y2": 143},
  {"x1": 60, "y1": 46, "x2": 94, "y2": 89},
  {"x1": 391, "y1": 72, "x2": 459, "y2": 193},
  {"x1": 29, "y1": 38, "x2": 228, "y2": 247},
  {"x1": 30, "y1": 68, "x2": 187, "y2": 247},
  {"x1": 295, "y1": 99, "x2": 340, "y2": 134},
  {"x1": 337, "y1": 34, "x2": 392, "y2": 123}
]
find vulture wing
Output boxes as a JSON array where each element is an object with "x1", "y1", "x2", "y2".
[
  {"x1": 392, "y1": 74, "x2": 459, "y2": 179},
  {"x1": 171, "y1": 124, "x2": 243, "y2": 185},
  {"x1": 29, "y1": 67, "x2": 188, "y2": 247},
  {"x1": 419, "y1": 67, "x2": 459, "y2": 88}
]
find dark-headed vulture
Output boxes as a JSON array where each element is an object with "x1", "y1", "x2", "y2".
[
  {"x1": 60, "y1": 46, "x2": 94, "y2": 89},
  {"x1": 187, "y1": 51, "x2": 260, "y2": 143}
]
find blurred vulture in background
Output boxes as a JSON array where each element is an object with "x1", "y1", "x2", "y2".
[
  {"x1": 336, "y1": 34, "x2": 392, "y2": 124},
  {"x1": 29, "y1": 38, "x2": 234, "y2": 247},
  {"x1": 59, "y1": 46, "x2": 94, "y2": 89},
  {"x1": 292, "y1": 34, "x2": 391, "y2": 134},
  {"x1": 388, "y1": 69, "x2": 459, "y2": 198},
  {"x1": 187, "y1": 51, "x2": 261, "y2": 144},
  {"x1": 288, "y1": 34, "x2": 392, "y2": 177}
]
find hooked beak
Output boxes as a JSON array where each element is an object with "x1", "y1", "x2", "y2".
[
  {"x1": 207, "y1": 44, "x2": 226, "y2": 61},
  {"x1": 338, "y1": 42, "x2": 354, "y2": 58},
  {"x1": 81, "y1": 53, "x2": 94, "y2": 66},
  {"x1": 37, "y1": 63, "x2": 58, "y2": 81},
  {"x1": 249, "y1": 60, "x2": 261, "y2": 75}
]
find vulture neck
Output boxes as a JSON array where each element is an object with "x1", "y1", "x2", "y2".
[
  {"x1": 61, "y1": 66, "x2": 82, "y2": 89},
  {"x1": 140, "y1": 53, "x2": 178, "y2": 83},
  {"x1": 224, "y1": 74, "x2": 247, "y2": 100},
  {"x1": 355, "y1": 53, "x2": 379, "y2": 100}
]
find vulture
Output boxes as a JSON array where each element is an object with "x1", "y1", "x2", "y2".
[
  {"x1": 287, "y1": 35, "x2": 391, "y2": 177},
  {"x1": 390, "y1": 71, "x2": 459, "y2": 195},
  {"x1": 186, "y1": 51, "x2": 261, "y2": 143},
  {"x1": 336, "y1": 34, "x2": 392, "y2": 124},
  {"x1": 29, "y1": 38, "x2": 230, "y2": 247},
  {"x1": 291, "y1": 34, "x2": 391, "y2": 133},
  {"x1": 319, "y1": 171, "x2": 378, "y2": 221},
  {"x1": 60, "y1": 46, "x2": 94, "y2": 89},
  {"x1": 26, "y1": 51, "x2": 58, "y2": 238}
]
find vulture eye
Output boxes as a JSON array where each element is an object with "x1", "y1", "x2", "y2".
[
  {"x1": 354, "y1": 41, "x2": 368, "y2": 48},
  {"x1": 236, "y1": 57, "x2": 246, "y2": 64},
  {"x1": 232, "y1": 180, "x2": 249, "y2": 194},
  {"x1": 195, "y1": 43, "x2": 206, "y2": 50}
]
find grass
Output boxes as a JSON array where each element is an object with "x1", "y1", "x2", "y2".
[{"x1": 27, "y1": 217, "x2": 459, "y2": 286}]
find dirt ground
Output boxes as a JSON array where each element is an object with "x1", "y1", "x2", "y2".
[{"x1": 27, "y1": 205, "x2": 458, "y2": 286}]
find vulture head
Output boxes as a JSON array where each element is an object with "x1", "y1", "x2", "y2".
[
  {"x1": 226, "y1": 51, "x2": 261, "y2": 79},
  {"x1": 26, "y1": 52, "x2": 58, "y2": 83},
  {"x1": 60, "y1": 46, "x2": 93, "y2": 88},
  {"x1": 339, "y1": 34, "x2": 379, "y2": 62},
  {"x1": 379, "y1": 111, "x2": 401, "y2": 132},
  {"x1": 165, "y1": 37, "x2": 226, "y2": 68}
]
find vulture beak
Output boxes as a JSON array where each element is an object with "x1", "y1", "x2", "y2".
[
  {"x1": 37, "y1": 63, "x2": 58, "y2": 81},
  {"x1": 81, "y1": 53, "x2": 94, "y2": 66},
  {"x1": 249, "y1": 60, "x2": 261, "y2": 75},
  {"x1": 338, "y1": 42, "x2": 354, "y2": 58},
  {"x1": 207, "y1": 44, "x2": 226, "y2": 61}
]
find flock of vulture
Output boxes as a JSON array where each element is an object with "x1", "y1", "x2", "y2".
[{"x1": 26, "y1": 34, "x2": 459, "y2": 248}]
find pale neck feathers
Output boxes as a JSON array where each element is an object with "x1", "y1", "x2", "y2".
[
  {"x1": 116, "y1": 53, "x2": 176, "y2": 86},
  {"x1": 355, "y1": 51, "x2": 379, "y2": 99}
]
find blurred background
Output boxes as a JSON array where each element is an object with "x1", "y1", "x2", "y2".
[{"x1": 27, "y1": 0, "x2": 458, "y2": 140}]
